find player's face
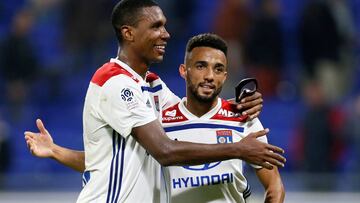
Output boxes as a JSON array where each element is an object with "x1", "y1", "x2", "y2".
[
  {"x1": 132, "y1": 6, "x2": 170, "y2": 64},
  {"x1": 182, "y1": 47, "x2": 227, "y2": 103}
]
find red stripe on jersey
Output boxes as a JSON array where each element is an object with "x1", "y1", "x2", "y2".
[
  {"x1": 162, "y1": 103, "x2": 188, "y2": 123},
  {"x1": 91, "y1": 62, "x2": 139, "y2": 86},
  {"x1": 211, "y1": 99, "x2": 248, "y2": 122},
  {"x1": 145, "y1": 71, "x2": 159, "y2": 83}
]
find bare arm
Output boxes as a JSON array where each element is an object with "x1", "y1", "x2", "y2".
[
  {"x1": 255, "y1": 167, "x2": 285, "y2": 203},
  {"x1": 25, "y1": 115, "x2": 286, "y2": 171},
  {"x1": 25, "y1": 119, "x2": 85, "y2": 172},
  {"x1": 132, "y1": 119, "x2": 286, "y2": 169}
]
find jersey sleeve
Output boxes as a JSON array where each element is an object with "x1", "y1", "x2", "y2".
[
  {"x1": 98, "y1": 76, "x2": 157, "y2": 137},
  {"x1": 243, "y1": 118, "x2": 268, "y2": 169},
  {"x1": 158, "y1": 78, "x2": 180, "y2": 109}
]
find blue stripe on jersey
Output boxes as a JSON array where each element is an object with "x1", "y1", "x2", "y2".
[
  {"x1": 243, "y1": 184, "x2": 251, "y2": 199},
  {"x1": 110, "y1": 133, "x2": 122, "y2": 203},
  {"x1": 164, "y1": 123, "x2": 244, "y2": 134},
  {"x1": 106, "y1": 131, "x2": 117, "y2": 203},
  {"x1": 114, "y1": 135, "x2": 126, "y2": 203},
  {"x1": 82, "y1": 171, "x2": 91, "y2": 186},
  {"x1": 141, "y1": 84, "x2": 163, "y2": 93},
  {"x1": 106, "y1": 131, "x2": 126, "y2": 203}
]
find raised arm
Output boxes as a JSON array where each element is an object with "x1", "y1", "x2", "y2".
[
  {"x1": 132, "y1": 119, "x2": 286, "y2": 169},
  {"x1": 255, "y1": 167, "x2": 285, "y2": 203},
  {"x1": 24, "y1": 119, "x2": 85, "y2": 172},
  {"x1": 229, "y1": 91, "x2": 263, "y2": 120}
]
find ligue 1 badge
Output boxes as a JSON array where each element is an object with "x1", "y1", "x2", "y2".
[{"x1": 121, "y1": 88, "x2": 134, "y2": 102}]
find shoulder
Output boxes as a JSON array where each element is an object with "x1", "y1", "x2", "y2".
[
  {"x1": 91, "y1": 62, "x2": 139, "y2": 87},
  {"x1": 211, "y1": 99, "x2": 248, "y2": 122},
  {"x1": 145, "y1": 71, "x2": 160, "y2": 83},
  {"x1": 162, "y1": 102, "x2": 188, "y2": 123},
  {"x1": 146, "y1": 71, "x2": 166, "y2": 87}
]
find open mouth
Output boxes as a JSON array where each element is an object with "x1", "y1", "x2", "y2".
[
  {"x1": 199, "y1": 83, "x2": 215, "y2": 93},
  {"x1": 154, "y1": 44, "x2": 166, "y2": 54}
]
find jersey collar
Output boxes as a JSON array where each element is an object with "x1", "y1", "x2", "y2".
[
  {"x1": 178, "y1": 97, "x2": 222, "y2": 120},
  {"x1": 110, "y1": 58, "x2": 145, "y2": 82}
]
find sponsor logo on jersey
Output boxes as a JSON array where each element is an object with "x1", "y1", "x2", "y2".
[
  {"x1": 218, "y1": 109, "x2": 241, "y2": 117},
  {"x1": 172, "y1": 172, "x2": 234, "y2": 189},
  {"x1": 216, "y1": 130, "x2": 233, "y2": 143},
  {"x1": 165, "y1": 110, "x2": 177, "y2": 117},
  {"x1": 182, "y1": 162, "x2": 221, "y2": 171},
  {"x1": 146, "y1": 99, "x2": 152, "y2": 108},
  {"x1": 163, "y1": 116, "x2": 185, "y2": 121}
]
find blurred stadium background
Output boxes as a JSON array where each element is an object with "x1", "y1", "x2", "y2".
[{"x1": 0, "y1": 0, "x2": 359, "y2": 202}]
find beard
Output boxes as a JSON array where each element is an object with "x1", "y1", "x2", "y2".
[{"x1": 187, "y1": 79, "x2": 223, "y2": 103}]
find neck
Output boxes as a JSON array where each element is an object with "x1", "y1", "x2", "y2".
[
  {"x1": 117, "y1": 47, "x2": 149, "y2": 78},
  {"x1": 185, "y1": 94, "x2": 218, "y2": 117}
]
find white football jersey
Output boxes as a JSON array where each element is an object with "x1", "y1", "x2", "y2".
[
  {"x1": 161, "y1": 98, "x2": 267, "y2": 203},
  {"x1": 77, "y1": 58, "x2": 179, "y2": 203}
]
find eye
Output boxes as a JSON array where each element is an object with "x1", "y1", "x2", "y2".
[
  {"x1": 214, "y1": 66, "x2": 225, "y2": 73},
  {"x1": 195, "y1": 62, "x2": 207, "y2": 70},
  {"x1": 196, "y1": 64, "x2": 205, "y2": 69},
  {"x1": 151, "y1": 21, "x2": 163, "y2": 29}
]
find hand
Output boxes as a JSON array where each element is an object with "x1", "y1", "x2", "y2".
[
  {"x1": 237, "y1": 129, "x2": 286, "y2": 170},
  {"x1": 24, "y1": 119, "x2": 55, "y2": 158},
  {"x1": 236, "y1": 91, "x2": 263, "y2": 120}
]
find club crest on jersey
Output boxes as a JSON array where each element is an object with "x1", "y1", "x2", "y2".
[
  {"x1": 154, "y1": 95, "x2": 160, "y2": 111},
  {"x1": 216, "y1": 130, "x2": 233, "y2": 143}
]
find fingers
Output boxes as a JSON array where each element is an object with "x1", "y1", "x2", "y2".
[
  {"x1": 36, "y1": 119, "x2": 47, "y2": 135},
  {"x1": 242, "y1": 103, "x2": 262, "y2": 115},
  {"x1": 265, "y1": 158, "x2": 283, "y2": 168},
  {"x1": 250, "y1": 128, "x2": 269, "y2": 138},
  {"x1": 239, "y1": 100, "x2": 263, "y2": 113},
  {"x1": 266, "y1": 143, "x2": 285, "y2": 154},
  {"x1": 247, "y1": 111, "x2": 260, "y2": 121},
  {"x1": 236, "y1": 99, "x2": 262, "y2": 111},
  {"x1": 259, "y1": 162, "x2": 274, "y2": 170},
  {"x1": 256, "y1": 153, "x2": 285, "y2": 169},
  {"x1": 265, "y1": 152, "x2": 286, "y2": 167},
  {"x1": 237, "y1": 92, "x2": 262, "y2": 117},
  {"x1": 24, "y1": 131, "x2": 36, "y2": 138},
  {"x1": 25, "y1": 136, "x2": 36, "y2": 155},
  {"x1": 239, "y1": 92, "x2": 261, "y2": 103},
  {"x1": 239, "y1": 92, "x2": 262, "y2": 103}
]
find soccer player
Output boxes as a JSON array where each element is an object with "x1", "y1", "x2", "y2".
[
  {"x1": 161, "y1": 33, "x2": 284, "y2": 203},
  {"x1": 25, "y1": 1, "x2": 285, "y2": 202}
]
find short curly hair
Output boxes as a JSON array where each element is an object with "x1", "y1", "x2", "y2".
[
  {"x1": 111, "y1": 0, "x2": 159, "y2": 44},
  {"x1": 185, "y1": 33, "x2": 228, "y2": 57}
]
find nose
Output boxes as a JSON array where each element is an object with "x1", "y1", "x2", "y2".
[
  {"x1": 204, "y1": 68, "x2": 214, "y2": 81},
  {"x1": 161, "y1": 27, "x2": 170, "y2": 40}
]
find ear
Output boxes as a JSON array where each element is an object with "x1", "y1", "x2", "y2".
[
  {"x1": 179, "y1": 64, "x2": 187, "y2": 80},
  {"x1": 223, "y1": 71, "x2": 228, "y2": 83},
  {"x1": 120, "y1": 25, "x2": 134, "y2": 42}
]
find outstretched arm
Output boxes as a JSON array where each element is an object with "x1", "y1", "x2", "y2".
[
  {"x1": 132, "y1": 119, "x2": 286, "y2": 169},
  {"x1": 255, "y1": 167, "x2": 285, "y2": 203},
  {"x1": 24, "y1": 119, "x2": 85, "y2": 173}
]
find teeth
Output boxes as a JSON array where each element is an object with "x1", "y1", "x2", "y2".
[
  {"x1": 201, "y1": 85, "x2": 213, "y2": 89},
  {"x1": 155, "y1": 45, "x2": 165, "y2": 49}
]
